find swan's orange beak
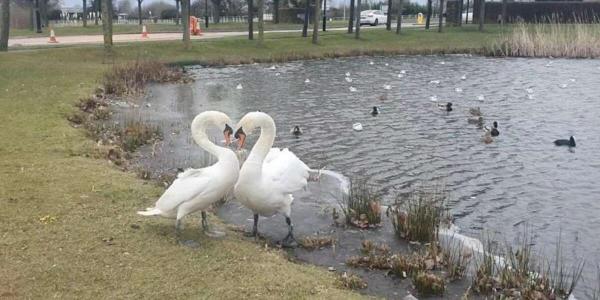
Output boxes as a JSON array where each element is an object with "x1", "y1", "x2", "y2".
[
  {"x1": 234, "y1": 127, "x2": 246, "y2": 150},
  {"x1": 223, "y1": 124, "x2": 233, "y2": 146}
]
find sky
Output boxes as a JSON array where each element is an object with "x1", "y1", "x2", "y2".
[{"x1": 62, "y1": 0, "x2": 427, "y2": 10}]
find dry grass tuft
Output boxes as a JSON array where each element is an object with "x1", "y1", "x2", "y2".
[
  {"x1": 300, "y1": 235, "x2": 336, "y2": 250},
  {"x1": 336, "y1": 272, "x2": 368, "y2": 290},
  {"x1": 103, "y1": 61, "x2": 189, "y2": 96},
  {"x1": 338, "y1": 178, "x2": 382, "y2": 229},
  {"x1": 413, "y1": 272, "x2": 446, "y2": 296}
]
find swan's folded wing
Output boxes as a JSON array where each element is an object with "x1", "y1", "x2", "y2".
[
  {"x1": 262, "y1": 148, "x2": 310, "y2": 194},
  {"x1": 154, "y1": 169, "x2": 212, "y2": 213}
]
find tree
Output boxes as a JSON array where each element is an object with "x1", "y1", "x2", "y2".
[
  {"x1": 273, "y1": 0, "x2": 278, "y2": 23},
  {"x1": 425, "y1": 0, "x2": 431, "y2": 29},
  {"x1": 301, "y1": 0, "x2": 308, "y2": 37},
  {"x1": 94, "y1": 0, "x2": 99, "y2": 25},
  {"x1": 117, "y1": 0, "x2": 132, "y2": 13},
  {"x1": 354, "y1": 0, "x2": 360, "y2": 39},
  {"x1": 395, "y1": 0, "x2": 403, "y2": 34},
  {"x1": 247, "y1": 0, "x2": 253, "y2": 40},
  {"x1": 82, "y1": 0, "x2": 87, "y2": 27},
  {"x1": 102, "y1": 0, "x2": 113, "y2": 55},
  {"x1": 210, "y1": 0, "x2": 221, "y2": 23},
  {"x1": 0, "y1": 0, "x2": 9, "y2": 52},
  {"x1": 478, "y1": 0, "x2": 484, "y2": 31},
  {"x1": 385, "y1": 0, "x2": 392, "y2": 30},
  {"x1": 257, "y1": 0, "x2": 263, "y2": 44},
  {"x1": 175, "y1": 0, "x2": 180, "y2": 25},
  {"x1": 182, "y1": 0, "x2": 190, "y2": 48},
  {"x1": 501, "y1": 0, "x2": 506, "y2": 25},
  {"x1": 137, "y1": 0, "x2": 143, "y2": 25},
  {"x1": 347, "y1": 0, "x2": 354, "y2": 33},
  {"x1": 437, "y1": 0, "x2": 443, "y2": 32},
  {"x1": 311, "y1": 0, "x2": 321, "y2": 44}
]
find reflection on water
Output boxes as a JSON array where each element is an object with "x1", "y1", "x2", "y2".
[{"x1": 121, "y1": 56, "x2": 600, "y2": 298}]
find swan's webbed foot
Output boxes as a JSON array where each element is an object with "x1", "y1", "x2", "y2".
[{"x1": 281, "y1": 216, "x2": 298, "y2": 248}]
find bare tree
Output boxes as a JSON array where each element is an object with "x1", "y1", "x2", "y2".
[
  {"x1": 175, "y1": 0, "x2": 180, "y2": 25},
  {"x1": 395, "y1": 0, "x2": 403, "y2": 34},
  {"x1": 273, "y1": 0, "x2": 279, "y2": 23},
  {"x1": 347, "y1": 0, "x2": 354, "y2": 33},
  {"x1": 425, "y1": 0, "x2": 431, "y2": 29},
  {"x1": 354, "y1": 0, "x2": 360, "y2": 39},
  {"x1": 102, "y1": 0, "x2": 113, "y2": 55},
  {"x1": 385, "y1": 0, "x2": 392, "y2": 30},
  {"x1": 311, "y1": 0, "x2": 321, "y2": 44},
  {"x1": 257, "y1": 0, "x2": 263, "y2": 44},
  {"x1": 501, "y1": 0, "x2": 506, "y2": 25},
  {"x1": 83, "y1": 0, "x2": 88, "y2": 27},
  {"x1": 248, "y1": 0, "x2": 253, "y2": 40},
  {"x1": 302, "y1": 0, "x2": 309, "y2": 37},
  {"x1": 0, "y1": 0, "x2": 9, "y2": 52},
  {"x1": 437, "y1": 0, "x2": 443, "y2": 32},
  {"x1": 137, "y1": 0, "x2": 143, "y2": 25},
  {"x1": 94, "y1": 0, "x2": 99, "y2": 25},
  {"x1": 182, "y1": 0, "x2": 190, "y2": 48},
  {"x1": 478, "y1": 0, "x2": 484, "y2": 31}
]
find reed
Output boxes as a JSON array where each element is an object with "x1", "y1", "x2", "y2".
[
  {"x1": 337, "y1": 178, "x2": 382, "y2": 229},
  {"x1": 103, "y1": 60, "x2": 188, "y2": 96},
  {"x1": 493, "y1": 17, "x2": 600, "y2": 58}
]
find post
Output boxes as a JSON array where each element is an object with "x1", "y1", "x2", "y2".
[
  {"x1": 83, "y1": 0, "x2": 88, "y2": 27},
  {"x1": 302, "y1": 0, "x2": 309, "y2": 37},
  {"x1": 347, "y1": 0, "x2": 354, "y2": 33},
  {"x1": 0, "y1": 0, "x2": 9, "y2": 52},
  {"x1": 465, "y1": 0, "x2": 469, "y2": 24},
  {"x1": 182, "y1": 0, "x2": 190, "y2": 48},
  {"x1": 205, "y1": 0, "x2": 208, "y2": 27},
  {"x1": 354, "y1": 0, "x2": 360, "y2": 39},
  {"x1": 257, "y1": 0, "x2": 264, "y2": 43},
  {"x1": 385, "y1": 0, "x2": 392, "y2": 30},
  {"x1": 101, "y1": 0, "x2": 113, "y2": 53},
  {"x1": 312, "y1": 0, "x2": 321, "y2": 43},
  {"x1": 478, "y1": 0, "x2": 484, "y2": 31},
  {"x1": 457, "y1": 0, "x2": 463, "y2": 26},
  {"x1": 248, "y1": 0, "x2": 253, "y2": 39},
  {"x1": 425, "y1": 0, "x2": 432, "y2": 29},
  {"x1": 322, "y1": 0, "x2": 326, "y2": 31},
  {"x1": 137, "y1": 0, "x2": 142, "y2": 25},
  {"x1": 34, "y1": 0, "x2": 42, "y2": 33},
  {"x1": 395, "y1": 0, "x2": 403, "y2": 34},
  {"x1": 437, "y1": 0, "x2": 443, "y2": 32}
]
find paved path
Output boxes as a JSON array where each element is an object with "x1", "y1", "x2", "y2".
[{"x1": 8, "y1": 24, "x2": 428, "y2": 48}]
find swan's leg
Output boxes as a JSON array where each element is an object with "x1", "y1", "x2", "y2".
[
  {"x1": 201, "y1": 211, "x2": 209, "y2": 231},
  {"x1": 244, "y1": 214, "x2": 259, "y2": 237},
  {"x1": 281, "y1": 216, "x2": 298, "y2": 247}
]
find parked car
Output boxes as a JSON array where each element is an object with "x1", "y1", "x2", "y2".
[{"x1": 360, "y1": 10, "x2": 388, "y2": 26}]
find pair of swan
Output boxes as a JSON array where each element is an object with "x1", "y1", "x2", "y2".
[{"x1": 138, "y1": 111, "x2": 320, "y2": 247}]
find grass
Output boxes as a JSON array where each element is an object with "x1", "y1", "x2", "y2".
[
  {"x1": 102, "y1": 60, "x2": 188, "y2": 96},
  {"x1": 9, "y1": 21, "x2": 350, "y2": 38},
  {"x1": 336, "y1": 272, "x2": 368, "y2": 290},
  {"x1": 338, "y1": 178, "x2": 382, "y2": 229},
  {"x1": 413, "y1": 272, "x2": 446, "y2": 296},
  {"x1": 493, "y1": 21, "x2": 600, "y2": 58},
  {"x1": 0, "y1": 26, "x2": 500, "y2": 298},
  {"x1": 389, "y1": 185, "x2": 449, "y2": 243}
]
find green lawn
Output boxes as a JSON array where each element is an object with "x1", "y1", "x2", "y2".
[
  {"x1": 0, "y1": 26, "x2": 502, "y2": 298},
  {"x1": 9, "y1": 21, "x2": 350, "y2": 38}
]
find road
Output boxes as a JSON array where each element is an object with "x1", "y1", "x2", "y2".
[{"x1": 7, "y1": 23, "x2": 429, "y2": 48}]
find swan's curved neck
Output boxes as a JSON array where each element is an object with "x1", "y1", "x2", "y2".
[
  {"x1": 247, "y1": 115, "x2": 276, "y2": 163},
  {"x1": 191, "y1": 120, "x2": 228, "y2": 160}
]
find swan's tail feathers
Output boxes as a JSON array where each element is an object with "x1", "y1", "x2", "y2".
[{"x1": 137, "y1": 207, "x2": 163, "y2": 216}]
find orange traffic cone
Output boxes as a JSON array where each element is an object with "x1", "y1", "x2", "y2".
[
  {"x1": 196, "y1": 22, "x2": 203, "y2": 36},
  {"x1": 48, "y1": 29, "x2": 58, "y2": 43},
  {"x1": 141, "y1": 25, "x2": 149, "y2": 38}
]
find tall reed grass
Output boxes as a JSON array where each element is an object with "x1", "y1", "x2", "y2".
[{"x1": 493, "y1": 18, "x2": 600, "y2": 58}]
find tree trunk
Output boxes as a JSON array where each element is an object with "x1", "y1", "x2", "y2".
[
  {"x1": 322, "y1": 0, "x2": 326, "y2": 31},
  {"x1": 395, "y1": 0, "x2": 403, "y2": 34},
  {"x1": 465, "y1": 0, "x2": 469, "y2": 24},
  {"x1": 302, "y1": 0, "x2": 309, "y2": 37},
  {"x1": 34, "y1": 0, "x2": 41, "y2": 33},
  {"x1": 40, "y1": 0, "x2": 48, "y2": 28},
  {"x1": 501, "y1": 0, "x2": 507, "y2": 25},
  {"x1": 385, "y1": 0, "x2": 392, "y2": 30},
  {"x1": 94, "y1": 0, "x2": 99, "y2": 25},
  {"x1": 0, "y1": 0, "x2": 9, "y2": 52},
  {"x1": 457, "y1": 0, "x2": 462, "y2": 26},
  {"x1": 425, "y1": 0, "x2": 432, "y2": 29},
  {"x1": 101, "y1": 0, "x2": 113, "y2": 55},
  {"x1": 175, "y1": 0, "x2": 180, "y2": 25},
  {"x1": 437, "y1": 0, "x2": 443, "y2": 32},
  {"x1": 312, "y1": 0, "x2": 321, "y2": 44},
  {"x1": 212, "y1": 0, "x2": 221, "y2": 23},
  {"x1": 347, "y1": 0, "x2": 354, "y2": 33},
  {"x1": 478, "y1": 0, "x2": 484, "y2": 32},
  {"x1": 257, "y1": 0, "x2": 263, "y2": 44},
  {"x1": 354, "y1": 0, "x2": 360, "y2": 39},
  {"x1": 83, "y1": 0, "x2": 88, "y2": 27},
  {"x1": 138, "y1": 0, "x2": 142, "y2": 25},
  {"x1": 248, "y1": 0, "x2": 253, "y2": 40},
  {"x1": 29, "y1": 0, "x2": 34, "y2": 30},
  {"x1": 273, "y1": 0, "x2": 279, "y2": 23},
  {"x1": 182, "y1": 0, "x2": 190, "y2": 48}
]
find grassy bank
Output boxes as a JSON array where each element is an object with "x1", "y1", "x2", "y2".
[
  {"x1": 9, "y1": 21, "x2": 349, "y2": 38},
  {"x1": 0, "y1": 27, "x2": 498, "y2": 298}
]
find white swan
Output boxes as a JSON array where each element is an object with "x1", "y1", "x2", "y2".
[
  {"x1": 232, "y1": 112, "x2": 311, "y2": 246},
  {"x1": 137, "y1": 111, "x2": 240, "y2": 234}
]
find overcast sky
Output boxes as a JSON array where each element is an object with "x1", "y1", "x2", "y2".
[{"x1": 62, "y1": 0, "x2": 427, "y2": 9}]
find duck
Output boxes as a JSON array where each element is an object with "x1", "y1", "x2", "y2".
[
  {"x1": 352, "y1": 123, "x2": 363, "y2": 131},
  {"x1": 468, "y1": 116, "x2": 483, "y2": 127},
  {"x1": 554, "y1": 136, "x2": 576, "y2": 147},
  {"x1": 371, "y1": 106, "x2": 380, "y2": 116},
  {"x1": 438, "y1": 102, "x2": 453, "y2": 112},
  {"x1": 291, "y1": 126, "x2": 303, "y2": 136},
  {"x1": 469, "y1": 107, "x2": 482, "y2": 116},
  {"x1": 137, "y1": 111, "x2": 239, "y2": 235},
  {"x1": 236, "y1": 84, "x2": 243, "y2": 90},
  {"x1": 490, "y1": 121, "x2": 500, "y2": 136}
]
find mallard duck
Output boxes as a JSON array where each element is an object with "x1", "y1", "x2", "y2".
[
  {"x1": 291, "y1": 126, "x2": 303, "y2": 136},
  {"x1": 438, "y1": 102, "x2": 453, "y2": 112},
  {"x1": 554, "y1": 136, "x2": 576, "y2": 147},
  {"x1": 371, "y1": 106, "x2": 380, "y2": 116}
]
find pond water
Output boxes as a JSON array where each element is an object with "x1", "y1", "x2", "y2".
[{"x1": 120, "y1": 56, "x2": 600, "y2": 298}]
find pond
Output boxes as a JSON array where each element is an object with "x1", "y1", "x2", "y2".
[{"x1": 117, "y1": 56, "x2": 600, "y2": 298}]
